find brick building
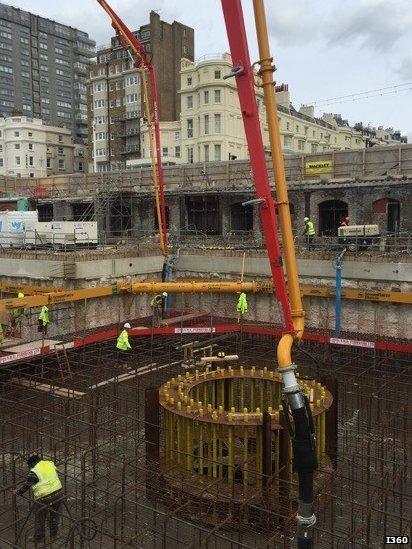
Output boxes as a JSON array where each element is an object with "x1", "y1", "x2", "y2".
[{"x1": 87, "y1": 11, "x2": 194, "y2": 172}]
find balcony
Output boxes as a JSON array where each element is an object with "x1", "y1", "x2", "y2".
[{"x1": 120, "y1": 146, "x2": 139, "y2": 155}]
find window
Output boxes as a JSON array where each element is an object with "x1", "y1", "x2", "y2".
[
  {"x1": 29, "y1": 156, "x2": 34, "y2": 166},
  {"x1": 14, "y1": 144, "x2": 20, "y2": 149},
  {"x1": 214, "y1": 144, "x2": 221, "y2": 161},
  {"x1": 204, "y1": 114, "x2": 209, "y2": 135},
  {"x1": 187, "y1": 95, "x2": 193, "y2": 108},
  {"x1": 58, "y1": 135, "x2": 63, "y2": 142},
  {"x1": 283, "y1": 136, "x2": 291, "y2": 147},
  {"x1": 20, "y1": 37, "x2": 29, "y2": 45},
  {"x1": 286, "y1": 122, "x2": 290, "y2": 130},
  {"x1": 58, "y1": 159, "x2": 65, "y2": 171},
  {"x1": 187, "y1": 147, "x2": 193, "y2": 163},
  {"x1": 204, "y1": 144, "x2": 209, "y2": 162},
  {"x1": 0, "y1": 144, "x2": 2, "y2": 151},
  {"x1": 187, "y1": 118, "x2": 193, "y2": 138},
  {"x1": 58, "y1": 147, "x2": 64, "y2": 155},
  {"x1": 126, "y1": 93, "x2": 137, "y2": 104},
  {"x1": 15, "y1": 156, "x2": 20, "y2": 166},
  {"x1": 28, "y1": 143, "x2": 33, "y2": 150},
  {"x1": 187, "y1": 77, "x2": 192, "y2": 86},
  {"x1": 214, "y1": 89, "x2": 221, "y2": 103},
  {"x1": 204, "y1": 90, "x2": 209, "y2": 104},
  {"x1": 94, "y1": 99, "x2": 106, "y2": 108},
  {"x1": 298, "y1": 140, "x2": 304, "y2": 151},
  {"x1": 175, "y1": 146, "x2": 180, "y2": 158},
  {"x1": 46, "y1": 158, "x2": 51, "y2": 168},
  {"x1": 214, "y1": 70, "x2": 221, "y2": 79},
  {"x1": 311, "y1": 143, "x2": 318, "y2": 153},
  {"x1": 14, "y1": 132, "x2": 20, "y2": 137},
  {"x1": 94, "y1": 82, "x2": 105, "y2": 92},
  {"x1": 0, "y1": 65, "x2": 13, "y2": 74},
  {"x1": 0, "y1": 158, "x2": 3, "y2": 167},
  {"x1": 162, "y1": 147, "x2": 168, "y2": 157},
  {"x1": 28, "y1": 132, "x2": 33, "y2": 137},
  {"x1": 183, "y1": 45, "x2": 188, "y2": 55},
  {"x1": 0, "y1": 31, "x2": 12, "y2": 39},
  {"x1": 214, "y1": 113, "x2": 221, "y2": 133},
  {"x1": 39, "y1": 42, "x2": 48, "y2": 50}
]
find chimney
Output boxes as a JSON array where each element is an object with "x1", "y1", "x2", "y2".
[{"x1": 299, "y1": 105, "x2": 315, "y2": 118}]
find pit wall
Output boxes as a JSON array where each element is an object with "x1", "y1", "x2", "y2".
[{"x1": 0, "y1": 250, "x2": 411, "y2": 343}]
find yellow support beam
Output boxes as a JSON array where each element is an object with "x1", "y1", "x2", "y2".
[
  {"x1": 0, "y1": 279, "x2": 409, "y2": 312},
  {"x1": 0, "y1": 282, "x2": 58, "y2": 295}
]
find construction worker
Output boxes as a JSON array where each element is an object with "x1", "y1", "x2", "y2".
[
  {"x1": 10, "y1": 292, "x2": 26, "y2": 334},
  {"x1": 13, "y1": 454, "x2": 63, "y2": 544},
  {"x1": 237, "y1": 292, "x2": 248, "y2": 319},
  {"x1": 340, "y1": 216, "x2": 350, "y2": 227},
  {"x1": 116, "y1": 323, "x2": 131, "y2": 367},
  {"x1": 217, "y1": 351, "x2": 226, "y2": 358},
  {"x1": 38, "y1": 305, "x2": 49, "y2": 336},
  {"x1": 151, "y1": 292, "x2": 167, "y2": 327},
  {"x1": 303, "y1": 217, "x2": 315, "y2": 250}
]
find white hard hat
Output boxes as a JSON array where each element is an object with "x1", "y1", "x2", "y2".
[
  {"x1": 124, "y1": 322, "x2": 131, "y2": 329},
  {"x1": 304, "y1": 217, "x2": 309, "y2": 222},
  {"x1": 162, "y1": 292, "x2": 168, "y2": 297}
]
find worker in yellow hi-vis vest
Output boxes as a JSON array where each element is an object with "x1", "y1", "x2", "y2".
[
  {"x1": 303, "y1": 217, "x2": 315, "y2": 250},
  {"x1": 38, "y1": 305, "x2": 50, "y2": 336},
  {"x1": 237, "y1": 292, "x2": 248, "y2": 322},
  {"x1": 13, "y1": 454, "x2": 63, "y2": 544},
  {"x1": 116, "y1": 322, "x2": 132, "y2": 368}
]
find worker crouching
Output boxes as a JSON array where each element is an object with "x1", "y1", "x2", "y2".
[
  {"x1": 14, "y1": 454, "x2": 64, "y2": 544},
  {"x1": 151, "y1": 292, "x2": 167, "y2": 327}
]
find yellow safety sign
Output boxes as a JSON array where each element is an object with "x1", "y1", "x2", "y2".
[{"x1": 305, "y1": 160, "x2": 333, "y2": 175}]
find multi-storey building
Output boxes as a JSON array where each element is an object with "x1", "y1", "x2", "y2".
[
  {"x1": 87, "y1": 11, "x2": 194, "y2": 172},
  {"x1": 0, "y1": 2, "x2": 95, "y2": 144},
  {"x1": 134, "y1": 54, "x2": 407, "y2": 166},
  {"x1": 0, "y1": 116, "x2": 84, "y2": 177}
]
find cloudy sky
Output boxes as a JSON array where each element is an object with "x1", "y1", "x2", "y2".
[{"x1": 6, "y1": 0, "x2": 412, "y2": 140}]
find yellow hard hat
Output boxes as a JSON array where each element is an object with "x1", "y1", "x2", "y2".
[{"x1": 18, "y1": 292, "x2": 25, "y2": 298}]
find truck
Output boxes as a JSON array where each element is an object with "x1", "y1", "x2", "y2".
[{"x1": 338, "y1": 224, "x2": 380, "y2": 251}]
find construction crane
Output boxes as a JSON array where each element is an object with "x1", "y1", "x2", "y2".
[
  {"x1": 222, "y1": 0, "x2": 318, "y2": 546},
  {"x1": 96, "y1": 0, "x2": 168, "y2": 257}
]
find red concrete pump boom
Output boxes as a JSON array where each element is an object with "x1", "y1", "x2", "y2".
[
  {"x1": 220, "y1": 2, "x2": 293, "y2": 333},
  {"x1": 96, "y1": 0, "x2": 168, "y2": 257}
]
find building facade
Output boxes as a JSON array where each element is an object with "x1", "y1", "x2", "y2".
[
  {"x1": 0, "y1": 2, "x2": 95, "y2": 143},
  {"x1": 135, "y1": 54, "x2": 407, "y2": 165},
  {"x1": 0, "y1": 116, "x2": 85, "y2": 177},
  {"x1": 87, "y1": 11, "x2": 194, "y2": 172}
]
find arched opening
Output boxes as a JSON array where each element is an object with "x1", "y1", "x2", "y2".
[
  {"x1": 186, "y1": 196, "x2": 220, "y2": 235},
  {"x1": 318, "y1": 200, "x2": 348, "y2": 236},
  {"x1": 372, "y1": 198, "x2": 400, "y2": 233},
  {"x1": 230, "y1": 202, "x2": 253, "y2": 231}
]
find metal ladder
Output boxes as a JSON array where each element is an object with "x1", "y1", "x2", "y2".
[{"x1": 54, "y1": 343, "x2": 72, "y2": 380}]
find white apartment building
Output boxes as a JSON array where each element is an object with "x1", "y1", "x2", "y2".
[
  {"x1": 0, "y1": 116, "x2": 83, "y2": 178},
  {"x1": 133, "y1": 53, "x2": 406, "y2": 166}
]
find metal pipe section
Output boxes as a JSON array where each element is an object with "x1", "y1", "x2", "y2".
[
  {"x1": 122, "y1": 281, "x2": 260, "y2": 294},
  {"x1": 252, "y1": 0, "x2": 318, "y2": 543},
  {"x1": 334, "y1": 249, "x2": 347, "y2": 336}
]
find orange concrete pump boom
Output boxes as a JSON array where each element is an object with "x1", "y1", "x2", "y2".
[{"x1": 96, "y1": 0, "x2": 168, "y2": 257}]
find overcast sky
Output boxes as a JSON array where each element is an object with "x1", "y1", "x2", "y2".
[{"x1": 6, "y1": 0, "x2": 412, "y2": 140}]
